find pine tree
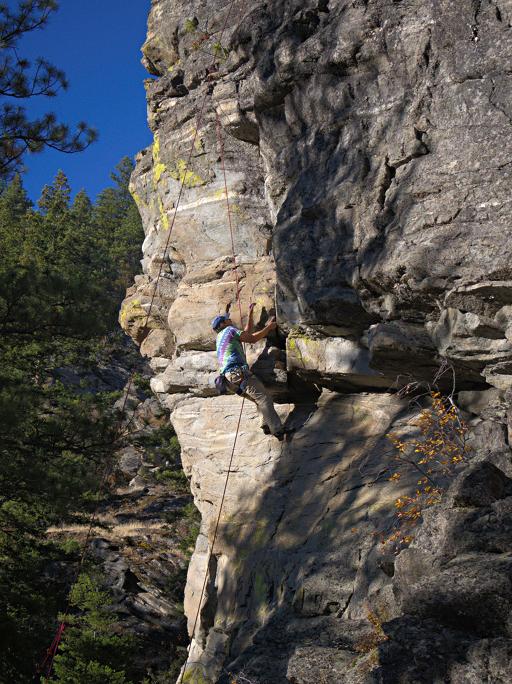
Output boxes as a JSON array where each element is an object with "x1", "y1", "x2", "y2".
[
  {"x1": 49, "y1": 573, "x2": 136, "y2": 684},
  {"x1": 0, "y1": 172, "x2": 32, "y2": 263},
  {"x1": 94, "y1": 157, "x2": 144, "y2": 293},
  {"x1": 0, "y1": 163, "x2": 143, "y2": 681},
  {"x1": 0, "y1": 2, "x2": 97, "y2": 179}
]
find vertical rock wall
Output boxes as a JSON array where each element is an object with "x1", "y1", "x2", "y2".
[{"x1": 121, "y1": 1, "x2": 512, "y2": 681}]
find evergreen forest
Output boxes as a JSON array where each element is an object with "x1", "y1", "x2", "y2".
[{"x1": 0, "y1": 161, "x2": 165, "y2": 683}]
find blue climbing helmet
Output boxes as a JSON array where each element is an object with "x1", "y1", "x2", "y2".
[{"x1": 212, "y1": 314, "x2": 230, "y2": 331}]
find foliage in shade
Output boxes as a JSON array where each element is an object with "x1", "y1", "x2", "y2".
[
  {"x1": 0, "y1": 159, "x2": 143, "y2": 681},
  {"x1": 47, "y1": 573, "x2": 136, "y2": 684}
]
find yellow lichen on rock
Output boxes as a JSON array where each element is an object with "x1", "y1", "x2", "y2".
[
  {"x1": 152, "y1": 134, "x2": 167, "y2": 185},
  {"x1": 167, "y1": 58, "x2": 181, "y2": 73},
  {"x1": 130, "y1": 188, "x2": 146, "y2": 209},
  {"x1": 119, "y1": 297, "x2": 157, "y2": 344},
  {"x1": 194, "y1": 133, "x2": 204, "y2": 153},
  {"x1": 141, "y1": 35, "x2": 161, "y2": 61},
  {"x1": 286, "y1": 333, "x2": 319, "y2": 369},
  {"x1": 119, "y1": 298, "x2": 145, "y2": 331},
  {"x1": 158, "y1": 196, "x2": 170, "y2": 230},
  {"x1": 152, "y1": 134, "x2": 203, "y2": 188},
  {"x1": 154, "y1": 163, "x2": 166, "y2": 183},
  {"x1": 171, "y1": 158, "x2": 205, "y2": 188}
]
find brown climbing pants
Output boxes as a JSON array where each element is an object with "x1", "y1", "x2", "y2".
[{"x1": 225, "y1": 368, "x2": 282, "y2": 435}]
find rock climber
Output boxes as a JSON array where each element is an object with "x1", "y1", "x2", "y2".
[{"x1": 212, "y1": 303, "x2": 286, "y2": 440}]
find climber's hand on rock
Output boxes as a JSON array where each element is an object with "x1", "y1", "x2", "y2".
[{"x1": 242, "y1": 316, "x2": 277, "y2": 342}]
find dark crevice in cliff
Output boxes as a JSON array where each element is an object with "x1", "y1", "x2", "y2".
[
  {"x1": 267, "y1": 505, "x2": 287, "y2": 544},
  {"x1": 489, "y1": 79, "x2": 512, "y2": 126},
  {"x1": 422, "y1": 38, "x2": 431, "y2": 70},
  {"x1": 413, "y1": 126, "x2": 426, "y2": 145},
  {"x1": 170, "y1": 70, "x2": 189, "y2": 97},
  {"x1": 472, "y1": 0, "x2": 483, "y2": 41},
  {"x1": 337, "y1": 590, "x2": 354, "y2": 618},
  {"x1": 199, "y1": 554, "x2": 219, "y2": 643},
  {"x1": 396, "y1": 132, "x2": 430, "y2": 169},
  {"x1": 341, "y1": 545, "x2": 365, "y2": 617},
  {"x1": 377, "y1": 158, "x2": 396, "y2": 210},
  {"x1": 377, "y1": 134, "x2": 430, "y2": 209}
]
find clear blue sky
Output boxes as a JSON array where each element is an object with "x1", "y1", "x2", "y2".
[{"x1": 15, "y1": 0, "x2": 152, "y2": 202}]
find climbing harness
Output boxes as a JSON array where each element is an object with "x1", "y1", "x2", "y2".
[
  {"x1": 38, "y1": 0, "x2": 246, "y2": 679},
  {"x1": 215, "y1": 366, "x2": 249, "y2": 395}
]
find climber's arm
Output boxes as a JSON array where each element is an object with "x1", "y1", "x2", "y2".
[
  {"x1": 240, "y1": 317, "x2": 276, "y2": 343},
  {"x1": 244, "y1": 302, "x2": 255, "y2": 334}
]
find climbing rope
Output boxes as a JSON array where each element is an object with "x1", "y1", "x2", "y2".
[
  {"x1": 176, "y1": 106, "x2": 248, "y2": 684},
  {"x1": 38, "y1": 0, "x2": 244, "y2": 679},
  {"x1": 216, "y1": 109, "x2": 244, "y2": 325},
  {"x1": 178, "y1": 400, "x2": 245, "y2": 684},
  {"x1": 38, "y1": 622, "x2": 66, "y2": 679}
]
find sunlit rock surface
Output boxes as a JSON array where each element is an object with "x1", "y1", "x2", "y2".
[{"x1": 121, "y1": 0, "x2": 512, "y2": 681}]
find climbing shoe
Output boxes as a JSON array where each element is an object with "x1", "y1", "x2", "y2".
[
  {"x1": 274, "y1": 426, "x2": 296, "y2": 441},
  {"x1": 262, "y1": 424, "x2": 271, "y2": 435}
]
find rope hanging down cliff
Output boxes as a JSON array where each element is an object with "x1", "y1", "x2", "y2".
[
  {"x1": 37, "y1": 1, "x2": 243, "y2": 677},
  {"x1": 176, "y1": 111, "x2": 249, "y2": 684}
]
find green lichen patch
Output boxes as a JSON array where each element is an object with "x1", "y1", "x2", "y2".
[
  {"x1": 167, "y1": 58, "x2": 182, "y2": 73},
  {"x1": 182, "y1": 664, "x2": 211, "y2": 684},
  {"x1": 253, "y1": 571, "x2": 272, "y2": 622},
  {"x1": 287, "y1": 332, "x2": 321, "y2": 369}
]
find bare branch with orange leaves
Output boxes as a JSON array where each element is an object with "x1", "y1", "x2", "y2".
[{"x1": 382, "y1": 363, "x2": 470, "y2": 551}]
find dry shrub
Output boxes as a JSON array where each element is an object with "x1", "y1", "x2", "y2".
[{"x1": 383, "y1": 367, "x2": 470, "y2": 550}]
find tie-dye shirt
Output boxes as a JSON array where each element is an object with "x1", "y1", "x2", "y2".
[{"x1": 216, "y1": 325, "x2": 247, "y2": 374}]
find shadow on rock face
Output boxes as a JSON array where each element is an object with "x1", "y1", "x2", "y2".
[
  {"x1": 375, "y1": 616, "x2": 512, "y2": 684},
  {"x1": 173, "y1": 393, "x2": 512, "y2": 684},
  {"x1": 177, "y1": 390, "x2": 414, "y2": 682}
]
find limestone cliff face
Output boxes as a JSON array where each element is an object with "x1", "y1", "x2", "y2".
[{"x1": 122, "y1": 1, "x2": 512, "y2": 681}]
